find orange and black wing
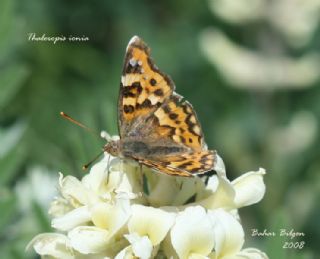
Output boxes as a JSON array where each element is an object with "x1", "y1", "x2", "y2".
[
  {"x1": 137, "y1": 150, "x2": 216, "y2": 177},
  {"x1": 118, "y1": 36, "x2": 174, "y2": 138},
  {"x1": 118, "y1": 36, "x2": 216, "y2": 177}
]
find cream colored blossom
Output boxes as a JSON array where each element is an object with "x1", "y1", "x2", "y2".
[
  {"x1": 28, "y1": 149, "x2": 268, "y2": 259},
  {"x1": 169, "y1": 206, "x2": 215, "y2": 259},
  {"x1": 27, "y1": 233, "x2": 74, "y2": 259},
  {"x1": 193, "y1": 168, "x2": 266, "y2": 211},
  {"x1": 166, "y1": 207, "x2": 267, "y2": 259},
  {"x1": 128, "y1": 205, "x2": 176, "y2": 245}
]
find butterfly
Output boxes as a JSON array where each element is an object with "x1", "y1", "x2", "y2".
[{"x1": 104, "y1": 36, "x2": 216, "y2": 177}]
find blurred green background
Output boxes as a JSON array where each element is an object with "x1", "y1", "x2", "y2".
[{"x1": 0, "y1": 0, "x2": 319, "y2": 258}]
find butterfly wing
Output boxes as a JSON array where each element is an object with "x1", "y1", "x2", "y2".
[
  {"x1": 126, "y1": 95, "x2": 216, "y2": 176},
  {"x1": 118, "y1": 36, "x2": 174, "y2": 138},
  {"x1": 136, "y1": 150, "x2": 216, "y2": 177},
  {"x1": 118, "y1": 36, "x2": 216, "y2": 176},
  {"x1": 152, "y1": 93, "x2": 207, "y2": 151},
  {"x1": 136, "y1": 158, "x2": 192, "y2": 177}
]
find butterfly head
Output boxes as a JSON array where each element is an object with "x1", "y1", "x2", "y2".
[{"x1": 104, "y1": 140, "x2": 121, "y2": 157}]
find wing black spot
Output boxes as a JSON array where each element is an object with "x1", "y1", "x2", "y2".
[
  {"x1": 124, "y1": 105, "x2": 134, "y2": 113},
  {"x1": 154, "y1": 89, "x2": 164, "y2": 96},
  {"x1": 132, "y1": 82, "x2": 143, "y2": 93},
  {"x1": 163, "y1": 106, "x2": 171, "y2": 114},
  {"x1": 169, "y1": 113, "x2": 178, "y2": 120},
  {"x1": 150, "y1": 78, "x2": 157, "y2": 86},
  {"x1": 137, "y1": 99, "x2": 152, "y2": 109},
  {"x1": 123, "y1": 87, "x2": 136, "y2": 98},
  {"x1": 123, "y1": 82, "x2": 143, "y2": 98}
]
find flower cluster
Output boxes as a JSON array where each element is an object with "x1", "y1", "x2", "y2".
[{"x1": 28, "y1": 151, "x2": 268, "y2": 259}]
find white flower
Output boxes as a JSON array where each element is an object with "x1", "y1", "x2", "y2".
[
  {"x1": 170, "y1": 206, "x2": 215, "y2": 259},
  {"x1": 115, "y1": 205, "x2": 176, "y2": 258},
  {"x1": 167, "y1": 206, "x2": 267, "y2": 259},
  {"x1": 67, "y1": 198, "x2": 131, "y2": 254},
  {"x1": 27, "y1": 233, "x2": 74, "y2": 259},
  {"x1": 68, "y1": 226, "x2": 110, "y2": 254},
  {"x1": 123, "y1": 233, "x2": 153, "y2": 259},
  {"x1": 128, "y1": 204, "x2": 176, "y2": 246},
  {"x1": 28, "y1": 149, "x2": 268, "y2": 259},
  {"x1": 232, "y1": 168, "x2": 266, "y2": 207},
  {"x1": 52, "y1": 205, "x2": 91, "y2": 231},
  {"x1": 145, "y1": 170, "x2": 205, "y2": 207},
  {"x1": 192, "y1": 168, "x2": 266, "y2": 213},
  {"x1": 209, "y1": 209, "x2": 267, "y2": 259}
]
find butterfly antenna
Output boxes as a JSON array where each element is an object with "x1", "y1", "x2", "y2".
[
  {"x1": 60, "y1": 111, "x2": 100, "y2": 138},
  {"x1": 82, "y1": 150, "x2": 104, "y2": 170}
]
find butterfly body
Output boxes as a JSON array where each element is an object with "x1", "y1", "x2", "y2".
[
  {"x1": 105, "y1": 139, "x2": 188, "y2": 159},
  {"x1": 106, "y1": 36, "x2": 217, "y2": 177}
]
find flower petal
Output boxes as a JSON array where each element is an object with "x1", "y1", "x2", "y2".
[
  {"x1": 49, "y1": 196, "x2": 73, "y2": 217},
  {"x1": 198, "y1": 176, "x2": 236, "y2": 210},
  {"x1": 173, "y1": 177, "x2": 205, "y2": 206},
  {"x1": 68, "y1": 226, "x2": 110, "y2": 254},
  {"x1": 208, "y1": 209, "x2": 244, "y2": 257},
  {"x1": 27, "y1": 233, "x2": 74, "y2": 259},
  {"x1": 147, "y1": 173, "x2": 204, "y2": 207},
  {"x1": 146, "y1": 173, "x2": 179, "y2": 206},
  {"x1": 232, "y1": 168, "x2": 266, "y2": 207},
  {"x1": 59, "y1": 174, "x2": 96, "y2": 206},
  {"x1": 82, "y1": 155, "x2": 109, "y2": 193},
  {"x1": 91, "y1": 198, "x2": 131, "y2": 235},
  {"x1": 52, "y1": 206, "x2": 91, "y2": 231},
  {"x1": 128, "y1": 204, "x2": 176, "y2": 245},
  {"x1": 125, "y1": 233, "x2": 153, "y2": 259},
  {"x1": 213, "y1": 154, "x2": 226, "y2": 177},
  {"x1": 115, "y1": 246, "x2": 135, "y2": 259},
  {"x1": 171, "y1": 206, "x2": 215, "y2": 259}
]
